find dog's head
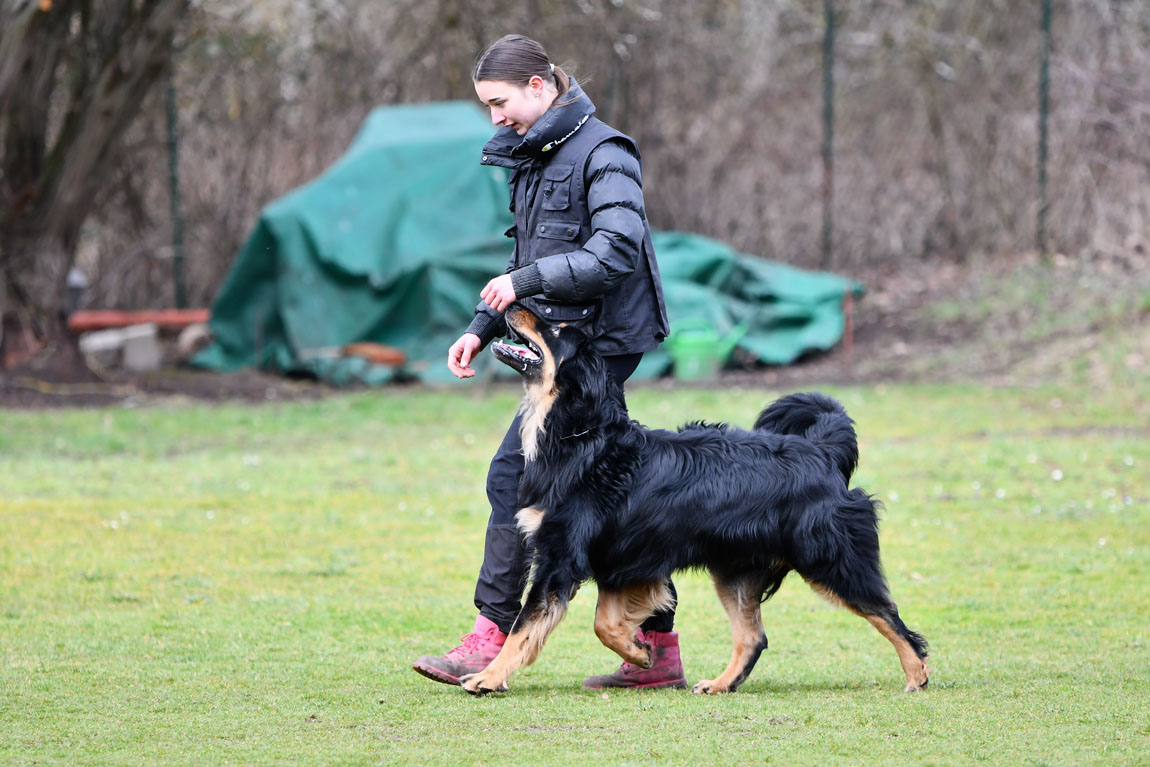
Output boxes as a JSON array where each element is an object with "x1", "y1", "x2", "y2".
[
  {"x1": 491, "y1": 303, "x2": 589, "y2": 388},
  {"x1": 492, "y1": 303, "x2": 627, "y2": 462}
]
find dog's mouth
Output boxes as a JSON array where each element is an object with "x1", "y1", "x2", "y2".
[{"x1": 491, "y1": 332, "x2": 543, "y2": 375}]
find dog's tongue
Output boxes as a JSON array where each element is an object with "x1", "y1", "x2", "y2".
[{"x1": 495, "y1": 342, "x2": 539, "y2": 362}]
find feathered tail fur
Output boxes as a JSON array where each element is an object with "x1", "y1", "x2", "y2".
[{"x1": 754, "y1": 392, "x2": 860, "y2": 483}]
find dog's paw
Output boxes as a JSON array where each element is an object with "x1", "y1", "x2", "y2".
[
  {"x1": 460, "y1": 673, "x2": 509, "y2": 696},
  {"x1": 629, "y1": 640, "x2": 654, "y2": 669},
  {"x1": 904, "y1": 658, "x2": 931, "y2": 692},
  {"x1": 690, "y1": 679, "x2": 731, "y2": 695}
]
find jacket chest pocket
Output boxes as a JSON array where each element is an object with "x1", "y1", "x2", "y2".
[
  {"x1": 536, "y1": 221, "x2": 580, "y2": 241},
  {"x1": 533, "y1": 219, "x2": 581, "y2": 258},
  {"x1": 541, "y1": 163, "x2": 574, "y2": 210},
  {"x1": 528, "y1": 297, "x2": 601, "y2": 336}
]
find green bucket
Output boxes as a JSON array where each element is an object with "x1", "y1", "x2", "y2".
[{"x1": 665, "y1": 319, "x2": 747, "y2": 382}]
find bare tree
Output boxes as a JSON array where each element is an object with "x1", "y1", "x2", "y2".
[
  {"x1": 27, "y1": 0, "x2": 1146, "y2": 336},
  {"x1": 0, "y1": 0, "x2": 189, "y2": 366}
]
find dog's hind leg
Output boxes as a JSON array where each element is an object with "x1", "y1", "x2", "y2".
[
  {"x1": 863, "y1": 608, "x2": 931, "y2": 692},
  {"x1": 461, "y1": 589, "x2": 570, "y2": 695},
  {"x1": 593, "y1": 581, "x2": 675, "y2": 668},
  {"x1": 797, "y1": 491, "x2": 931, "y2": 691},
  {"x1": 805, "y1": 569, "x2": 930, "y2": 691},
  {"x1": 809, "y1": 579, "x2": 931, "y2": 692},
  {"x1": 691, "y1": 575, "x2": 770, "y2": 694}
]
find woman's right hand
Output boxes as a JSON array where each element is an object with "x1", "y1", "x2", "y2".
[{"x1": 447, "y1": 333, "x2": 483, "y2": 379}]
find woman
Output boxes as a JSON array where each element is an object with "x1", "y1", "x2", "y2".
[{"x1": 412, "y1": 34, "x2": 680, "y2": 690}]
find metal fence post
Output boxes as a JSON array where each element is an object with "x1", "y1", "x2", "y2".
[
  {"x1": 821, "y1": 0, "x2": 835, "y2": 270},
  {"x1": 166, "y1": 45, "x2": 186, "y2": 309},
  {"x1": 1037, "y1": 0, "x2": 1052, "y2": 259}
]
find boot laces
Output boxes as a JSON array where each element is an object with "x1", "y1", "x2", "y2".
[{"x1": 446, "y1": 631, "x2": 491, "y2": 660}]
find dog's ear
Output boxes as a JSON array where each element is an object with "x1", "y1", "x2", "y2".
[{"x1": 555, "y1": 338, "x2": 626, "y2": 425}]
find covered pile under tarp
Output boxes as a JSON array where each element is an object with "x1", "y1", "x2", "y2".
[
  {"x1": 635, "y1": 233, "x2": 862, "y2": 379},
  {"x1": 194, "y1": 102, "x2": 862, "y2": 385},
  {"x1": 193, "y1": 101, "x2": 513, "y2": 386}
]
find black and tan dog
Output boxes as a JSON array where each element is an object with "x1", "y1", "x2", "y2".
[{"x1": 461, "y1": 304, "x2": 930, "y2": 696}]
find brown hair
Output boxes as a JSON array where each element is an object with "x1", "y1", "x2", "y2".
[{"x1": 473, "y1": 35, "x2": 571, "y2": 98}]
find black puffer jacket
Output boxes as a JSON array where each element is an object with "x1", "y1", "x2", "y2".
[{"x1": 466, "y1": 80, "x2": 669, "y2": 356}]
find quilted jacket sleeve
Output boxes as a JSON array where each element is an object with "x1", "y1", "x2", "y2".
[
  {"x1": 464, "y1": 237, "x2": 518, "y2": 344},
  {"x1": 464, "y1": 228, "x2": 518, "y2": 344},
  {"x1": 515, "y1": 139, "x2": 646, "y2": 302},
  {"x1": 464, "y1": 300, "x2": 507, "y2": 347}
]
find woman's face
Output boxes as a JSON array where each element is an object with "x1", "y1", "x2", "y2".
[{"x1": 475, "y1": 78, "x2": 552, "y2": 136}]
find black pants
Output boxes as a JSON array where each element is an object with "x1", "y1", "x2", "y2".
[{"x1": 474, "y1": 353, "x2": 677, "y2": 635}]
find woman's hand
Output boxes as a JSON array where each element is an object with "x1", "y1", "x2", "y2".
[
  {"x1": 480, "y1": 274, "x2": 517, "y2": 313},
  {"x1": 447, "y1": 333, "x2": 483, "y2": 379}
]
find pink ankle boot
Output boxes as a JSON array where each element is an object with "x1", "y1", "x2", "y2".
[
  {"x1": 582, "y1": 629, "x2": 688, "y2": 690},
  {"x1": 413, "y1": 615, "x2": 507, "y2": 686}
]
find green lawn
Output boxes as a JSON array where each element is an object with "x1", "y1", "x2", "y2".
[{"x1": 2, "y1": 380, "x2": 1148, "y2": 766}]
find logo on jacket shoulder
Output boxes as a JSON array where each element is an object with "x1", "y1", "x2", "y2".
[{"x1": 541, "y1": 114, "x2": 591, "y2": 153}]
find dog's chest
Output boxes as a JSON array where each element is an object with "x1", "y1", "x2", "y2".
[{"x1": 518, "y1": 388, "x2": 555, "y2": 462}]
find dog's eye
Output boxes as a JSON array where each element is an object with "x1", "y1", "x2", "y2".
[{"x1": 550, "y1": 327, "x2": 560, "y2": 337}]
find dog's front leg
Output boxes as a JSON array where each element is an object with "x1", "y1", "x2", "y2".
[
  {"x1": 692, "y1": 575, "x2": 768, "y2": 694},
  {"x1": 461, "y1": 590, "x2": 569, "y2": 696},
  {"x1": 593, "y1": 582, "x2": 676, "y2": 668}
]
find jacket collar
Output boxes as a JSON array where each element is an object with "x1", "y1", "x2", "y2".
[{"x1": 481, "y1": 79, "x2": 596, "y2": 168}]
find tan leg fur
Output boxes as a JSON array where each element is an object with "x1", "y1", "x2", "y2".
[
  {"x1": 593, "y1": 582, "x2": 676, "y2": 667},
  {"x1": 461, "y1": 595, "x2": 569, "y2": 694},
  {"x1": 865, "y1": 615, "x2": 932, "y2": 691},
  {"x1": 692, "y1": 576, "x2": 767, "y2": 694}
]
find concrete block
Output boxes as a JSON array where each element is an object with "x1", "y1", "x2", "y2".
[
  {"x1": 120, "y1": 323, "x2": 162, "y2": 372},
  {"x1": 79, "y1": 328, "x2": 124, "y2": 368}
]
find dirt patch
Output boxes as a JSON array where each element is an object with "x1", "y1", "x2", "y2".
[{"x1": 0, "y1": 358, "x2": 332, "y2": 409}]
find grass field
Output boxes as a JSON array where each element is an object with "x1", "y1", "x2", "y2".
[{"x1": 2, "y1": 379, "x2": 1148, "y2": 766}]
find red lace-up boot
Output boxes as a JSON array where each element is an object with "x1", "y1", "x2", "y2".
[
  {"x1": 412, "y1": 615, "x2": 507, "y2": 686},
  {"x1": 582, "y1": 629, "x2": 688, "y2": 690}
]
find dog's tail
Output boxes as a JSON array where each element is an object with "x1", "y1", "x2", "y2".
[{"x1": 754, "y1": 392, "x2": 859, "y2": 482}]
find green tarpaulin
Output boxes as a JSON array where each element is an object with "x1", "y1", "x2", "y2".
[{"x1": 194, "y1": 101, "x2": 861, "y2": 385}]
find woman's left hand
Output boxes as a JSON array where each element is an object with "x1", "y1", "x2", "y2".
[{"x1": 481, "y1": 274, "x2": 517, "y2": 313}]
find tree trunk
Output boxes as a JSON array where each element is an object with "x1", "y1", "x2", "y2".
[
  {"x1": 0, "y1": 0, "x2": 41, "y2": 110},
  {"x1": 0, "y1": 227, "x2": 75, "y2": 369},
  {"x1": 0, "y1": 0, "x2": 189, "y2": 373}
]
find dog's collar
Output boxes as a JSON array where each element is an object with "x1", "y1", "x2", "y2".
[{"x1": 561, "y1": 428, "x2": 591, "y2": 440}]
